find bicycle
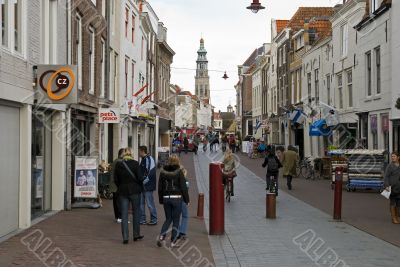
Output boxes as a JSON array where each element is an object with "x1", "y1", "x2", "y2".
[
  {"x1": 99, "y1": 183, "x2": 113, "y2": 199},
  {"x1": 267, "y1": 175, "x2": 278, "y2": 195},
  {"x1": 225, "y1": 176, "x2": 233, "y2": 202},
  {"x1": 299, "y1": 157, "x2": 320, "y2": 180}
]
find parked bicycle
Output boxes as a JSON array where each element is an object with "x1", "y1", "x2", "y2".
[
  {"x1": 267, "y1": 175, "x2": 278, "y2": 195},
  {"x1": 298, "y1": 157, "x2": 320, "y2": 180}
]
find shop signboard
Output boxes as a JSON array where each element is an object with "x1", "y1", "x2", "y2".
[
  {"x1": 98, "y1": 108, "x2": 120, "y2": 123},
  {"x1": 35, "y1": 65, "x2": 77, "y2": 104},
  {"x1": 74, "y1": 157, "x2": 98, "y2": 198}
]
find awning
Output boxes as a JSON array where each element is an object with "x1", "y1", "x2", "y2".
[{"x1": 309, "y1": 119, "x2": 332, "y2": 136}]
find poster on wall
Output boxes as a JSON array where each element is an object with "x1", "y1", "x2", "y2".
[
  {"x1": 35, "y1": 156, "x2": 44, "y2": 199},
  {"x1": 74, "y1": 157, "x2": 98, "y2": 198}
]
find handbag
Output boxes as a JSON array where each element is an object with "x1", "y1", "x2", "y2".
[{"x1": 381, "y1": 187, "x2": 391, "y2": 200}]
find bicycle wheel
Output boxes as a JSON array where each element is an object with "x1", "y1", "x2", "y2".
[{"x1": 300, "y1": 165, "x2": 310, "y2": 179}]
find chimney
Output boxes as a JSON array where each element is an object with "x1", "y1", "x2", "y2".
[{"x1": 304, "y1": 19, "x2": 310, "y2": 46}]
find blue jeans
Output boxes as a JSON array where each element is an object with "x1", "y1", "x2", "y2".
[
  {"x1": 160, "y1": 198, "x2": 182, "y2": 241},
  {"x1": 179, "y1": 201, "x2": 189, "y2": 235},
  {"x1": 119, "y1": 194, "x2": 141, "y2": 241},
  {"x1": 140, "y1": 191, "x2": 157, "y2": 223}
]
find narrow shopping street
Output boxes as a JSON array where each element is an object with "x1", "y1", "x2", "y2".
[{"x1": 2, "y1": 150, "x2": 400, "y2": 267}]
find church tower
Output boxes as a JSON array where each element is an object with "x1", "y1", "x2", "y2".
[{"x1": 195, "y1": 37, "x2": 210, "y2": 103}]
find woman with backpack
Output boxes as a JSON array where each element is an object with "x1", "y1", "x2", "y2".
[
  {"x1": 157, "y1": 155, "x2": 190, "y2": 248},
  {"x1": 262, "y1": 145, "x2": 282, "y2": 196}
]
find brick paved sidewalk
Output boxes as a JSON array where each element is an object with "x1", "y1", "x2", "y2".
[
  {"x1": 0, "y1": 154, "x2": 214, "y2": 267},
  {"x1": 194, "y1": 147, "x2": 400, "y2": 267}
]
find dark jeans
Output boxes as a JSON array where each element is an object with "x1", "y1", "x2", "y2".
[
  {"x1": 119, "y1": 194, "x2": 141, "y2": 241},
  {"x1": 160, "y1": 198, "x2": 183, "y2": 241},
  {"x1": 390, "y1": 194, "x2": 400, "y2": 207},
  {"x1": 230, "y1": 144, "x2": 235, "y2": 153},
  {"x1": 113, "y1": 192, "x2": 120, "y2": 219},
  {"x1": 285, "y1": 175, "x2": 293, "y2": 190},
  {"x1": 266, "y1": 173, "x2": 279, "y2": 195}
]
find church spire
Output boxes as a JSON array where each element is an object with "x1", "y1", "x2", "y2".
[{"x1": 195, "y1": 36, "x2": 210, "y2": 103}]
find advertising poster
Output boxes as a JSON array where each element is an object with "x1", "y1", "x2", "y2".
[
  {"x1": 74, "y1": 157, "x2": 98, "y2": 198},
  {"x1": 35, "y1": 156, "x2": 44, "y2": 199}
]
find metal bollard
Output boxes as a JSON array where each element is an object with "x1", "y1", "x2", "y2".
[
  {"x1": 333, "y1": 167, "x2": 343, "y2": 221},
  {"x1": 209, "y1": 162, "x2": 224, "y2": 235},
  {"x1": 197, "y1": 193, "x2": 204, "y2": 218},
  {"x1": 266, "y1": 193, "x2": 276, "y2": 219}
]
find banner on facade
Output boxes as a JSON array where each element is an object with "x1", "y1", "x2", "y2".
[
  {"x1": 381, "y1": 114, "x2": 389, "y2": 133},
  {"x1": 370, "y1": 115, "x2": 378, "y2": 133},
  {"x1": 35, "y1": 65, "x2": 78, "y2": 104},
  {"x1": 74, "y1": 157, "x2": 98, "y2": 198},
  {"x1": 98, "y1": 108, "x2": 121, "y2": 123}
]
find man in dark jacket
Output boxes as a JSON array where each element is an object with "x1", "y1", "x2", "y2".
[
  {"x1": 262, "y1": 146, "x2": 283, "y2": 196},
  {"x1": 114, "y1": 148, "x2": 144, "y2": 244},
  {"x1": 139, "y1": 146, "x2": 157, "y2": 225}
]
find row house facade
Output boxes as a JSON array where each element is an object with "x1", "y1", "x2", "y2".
[
  {"x1": 0, "y1": 0, "x2": 69, "y2": 238},
  {"x1": 0, "y1": 0, "x2": 174, "y2": 239}
]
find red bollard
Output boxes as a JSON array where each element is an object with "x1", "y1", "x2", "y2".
[
  {"x1": 266, "y1": 193, "x2": 276, "y2": 219},
  {"x1": 333, "y1": 167, "x2": 343, "y2": 220},
  {"x1": 197, "y1": 193, "x2": 204, "y2": 218},
  {"x1": 209, "y1": 162, "x2": 224, "y2": 235}
]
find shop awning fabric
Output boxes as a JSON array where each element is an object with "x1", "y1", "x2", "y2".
[{"x1": 309, "y1": 119, "x2": 332, "y2": 136}]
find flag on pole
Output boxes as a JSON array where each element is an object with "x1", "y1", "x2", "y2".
[
  {"x1": 289, "y1": 109, "x2": 306, "y2": 124},
  {"x1": 254, "y1": 119, "x2": 262, "y2": 134}
]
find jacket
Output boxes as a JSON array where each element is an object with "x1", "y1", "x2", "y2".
[
  {"x1": 110, "y1": 158, "x2": 122, "y2": 193},
  {"x1": 384, "y1": 163, "x2": 400, "y2": 194},
  {"x1": 282, "y1": 150, "x2": 298, "y2": 176},
  {"x1": 158, "y1": 164, "x2": 190, "y2": 204},
  {"x1": 223, "y1": 158, "x2": 236, "y2": 173},
  {"x1": 140, "y1": 155, "x2": 157, "y2": 192},
  {"x1": 262, "y1": 154, "x2": 282, "y2": 175},
  {"x1": 114, "y1": 159, "x2": 144, "y2": 196}
]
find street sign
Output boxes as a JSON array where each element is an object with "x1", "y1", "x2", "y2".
[{"x1": 36, "y1": 65, "x2": 77, "y2": 104}]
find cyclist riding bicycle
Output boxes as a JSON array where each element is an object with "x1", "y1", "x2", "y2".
[
  {"x1": 223, "y1": 149, "x2": 237, "y2": 197},
  {"x1": 262, "y1": 145, "x2": 282, "y2": 196}
]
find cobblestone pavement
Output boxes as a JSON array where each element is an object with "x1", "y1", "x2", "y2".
[
  {"x1": 195, "y1": 146, "x2": 400, "y2": 267},
  {"x1": 0, "y1": 153, "x2": 214, "y2": 267},
  {"x1": 235, "y1": 151, "x2": 400, "y2": 248}
]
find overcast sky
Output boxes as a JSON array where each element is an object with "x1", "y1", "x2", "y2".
[{"x1": 150, "y1": 0, "x2": 340, "y2": 112}]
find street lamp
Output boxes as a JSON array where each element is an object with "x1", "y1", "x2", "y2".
[
  {"x1": 222, "y1": 71, "x2": 229, "y2": 80},
  {"x1": 247, "y1": 0, "x2": 265, "y2": 13}
]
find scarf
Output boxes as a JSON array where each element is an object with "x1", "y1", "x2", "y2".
[{"x1": 123, "y1": 155, "x2": 134, "y2": 161}]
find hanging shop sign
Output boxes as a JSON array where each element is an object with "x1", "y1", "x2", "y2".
[
  {"x1": 74, "y1": 157, "x2": 98, "y2": 198},
  {"x1": 98, "y1": 108, "x2": 121, "y2": 123},
  {"x1": 370, "y1": 115, "x2": 378, "y2": 133},
  {"x1": 309, "y1": 119, "x2": 332, "y2": 137},
  {"x1": 36, "y1": 65, "x2": 77, "y2": 104},
  {"x1": 381, "y1": 114, "x2": 389, "y2": 133}
]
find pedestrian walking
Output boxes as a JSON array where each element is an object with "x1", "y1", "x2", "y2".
[
  {"x1": 223, "y1": 149, "x2": 237, "y2": 196},
  {"x1": 178, "y1": 168, "x2": 190, "y2": 240},
  {"x1": 229, "y1": 135, "x2": 236, "y2": 153},
  {"x1": 282, "y1": 145, "x2": 298, "y2": 190},
  {"x1": 110, "y1": 148, "x2": 125, "y2": 223},
  {"x1": 384, "y1": 152, "x2": 400, "y2": 224},
  {"x1": 183, "y1": 137, "x2": 189, "y2": 154},
  {"x1": 139, "y1": 146, "x2": 158, "y2": 226},
  {"x1": 114, "y1": 148, "x2": 144, "y2": 244},
  {"x1": 262, "y1": 145, "x2": 282, "y2": 196},
  {"x1": 157, "y1": 155, "x2": 190, "y2": 248}
]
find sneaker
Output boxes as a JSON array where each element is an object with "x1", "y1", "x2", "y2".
[
  {"x1": 133, "y1": 235, "x2": 144, "y2": 242},
  {"x1": 140, "y1": 221, "x2": 147, "y2": 225},
  {"x1": 171, "y1": 240, "x2": 180, "y2": 248},
  {"x1": 123, "y1": 240, "x2": 128, "y2": 244},
  {"x1": 157, "y1": 237, "x2": 165, "y2": 247},
  {"x1": 147, "y1": 221, "x2": 157, "y2": 226},
  {"x1": 116, "y1": 218, "x2": 122, "y2": 223}
]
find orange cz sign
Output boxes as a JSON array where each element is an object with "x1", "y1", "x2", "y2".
[{"x1": 37, "y1": 65, "x2": 77, "y2": 103}]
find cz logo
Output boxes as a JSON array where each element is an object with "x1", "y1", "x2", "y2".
[{"x1": 39, "y1": 67, "x2": 75, "y2": 100}]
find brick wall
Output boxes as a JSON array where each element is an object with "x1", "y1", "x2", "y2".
[{"x1": 71, "y1": 0, "x2": 108, "y2": 108}]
